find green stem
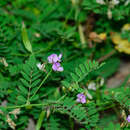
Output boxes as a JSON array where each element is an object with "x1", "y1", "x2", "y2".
[
  {"x1": 96, "y1": 86, "x2": 101, "y2": 105},
  {"x1": 4, "y1": 94, "x2": 66, "y2": 110},
  {"x1": 4, "y1": 103, "x2": 47, "y2": 109},
  {"x1": 4, "y1": 100, "x2": 57, "y2": 109},
  {"x1": 57, "y1": 94, "x2": 66, "y2": 102},
  {"x1": 69, "y1": 117, "x2": 74, "y2": 130},
  {"x1": 78, "y1": 24, "x2": 86, "y2": 47},
  {"x1": 34, "y1": 40, "x2": 58, "y2": 54},
  {"x1": 71, "y1": 0, "x2": 86, "y2": 48},
  {"x1": 112, "y1": 106, "x2": 120, "y2": 119},
  {"x1": 97, "y1": 103, "x2": 116, "y2": 112},
  {"x1": 30, "y1": 69, "x2": 52, "y2": 100},
  {"x1": 63, "y1": 8, "x2": 73, "y2": 29}
]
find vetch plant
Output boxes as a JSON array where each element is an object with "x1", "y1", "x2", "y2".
[{"x1": 0, "y1": 1, "x2": 130, "y2": 130}]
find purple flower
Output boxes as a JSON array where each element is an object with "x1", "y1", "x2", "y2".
[
  {"x1": 48, "y1": 53, "x2": 63, "y2": 72},
  {"x1": 48, "y1": 54, "x2": 62, "y2": 64},
  {"x1": 52, "y1": 62, "x2": 63, "y2": 72},
  {"x1": 76, "y1": 93, "x2": 86, "y2": 104},
  {"x1": 126, "y1": 115, "x2": 130, "y2": 123}
]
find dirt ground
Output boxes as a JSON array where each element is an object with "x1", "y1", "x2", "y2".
[{"x1": 107, "y1": 60, "x2": 130, "y2": 88}]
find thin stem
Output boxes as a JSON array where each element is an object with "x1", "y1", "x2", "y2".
[
  {"x1": 26, "y1": 71, "x2": 33, "y2": 104},
  {"x1": 78, "y1": 24, "x2": 86, "y2": 47},
  {"x1": 96, "y1": 85, "x2": 101, "y2": 105},
  {"x1": 11, "y1": 53, "x2": 29, "y2": 57},
  {"x1": 30, "y1": 69, "x2": 52, "y2": 100},
  {"x1": 35, "y1": 95, "x2": 66, "y2": 130},
  {"x1": 4, "y1": 103, "x2": 48, "y2": 109},
  {"x1": 97, "y1": 104, "x2": 116, "y2": 112},
  {"x1": 97, "y1": 50, "x2": 116, "y2": 63},
  {"x1": 71, "y1": 0, "x2": 86, "y2": 48},
  {"x1": 4, "y1": 95, "x2": 65, "y2": 110},
  {"x1": 112, "y1": 106, "x2": 120, "y2": 119},
  {"x1": 34, "y1": 40, "x2": 58, "y2": 54},
  {"x1": 57, "y1": 94, "x2": 66, "y2": 102},
  {"x1": 71, "y1": 0, "x2": 76, "y2": 5}
]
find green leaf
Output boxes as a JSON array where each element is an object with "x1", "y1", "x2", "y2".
[
  {"x1": 75, "y1": 67, "x2": 83, "y2": 77},
  {"x1": 18, "y1": 85, "x2": 28, "y2": 95},
  {"x1": 22, "y1": 23, "x2": 32, "y2": 53},
  {"x1": 79, "y1": 64, "x2": 86, "y2": 73},
  {"x1": 30, "y1": 95, "x2": 39, "y2": 101},
  {"x1": 17, "y1": 96, "x2": 26, "y2": 103},
  {"x1": 71, "y1": 72, "x2": 79, "y2": 82},
  {"x1": 20, "y1": 78, "x2": 30, "y2": 87},
  {"x1": 21, "y1": 71, "x2": 30, "y2": 82},
  {"x1": 85, "y1": 62, "x2": 90, "y2": 72},
  {"x1": 31, "y1": 79, "x2": 41, "y2": 88},
  {"x1": 62, "y1": 81, "x2": 70, "y2": 88},
  {"x1": 36, "y1": 111, "x2": 46, "y2": 130}
]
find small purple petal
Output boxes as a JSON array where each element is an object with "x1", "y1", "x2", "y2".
[
  {"x1": 58, "y1": 54, "x2": 62, "y2": 60},
  {"x1": 77, "y1": 93, "x2": 83, "y2": 98},
  {"x1": 81, "y1": 98, "x2": 86, "y2": 104},
  {"x1": 53, "y1": 56, "x2": 59, "y2": 63},
  {"x1": 48, "y1": 54, "x2": 62, "y2": 64},
  {"x1": 126, "y1": 115, "x2": 130, "y2": 123},
  {"x1": 57, "y1": 66, "x2": 63, "y2": 72},
  {"x1": 52, "y1": 63, "x2": 58, "y2": 71},
  {"x1": 76, "y1": 98, "x2": 81, "y2": 102},
  {"x1": 52, "y1": 62, "x2": 63, "y2": 72},
  {"x1": 48, "y1": 54, "x2": 59, "y2": 63}
]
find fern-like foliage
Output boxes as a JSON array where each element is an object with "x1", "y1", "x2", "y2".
[
  {"x1": 8, "y1": 55, "x2": 42, "y2": 105},
  {"x1": 62, "y1": 60, "x2": 104, "y2": 92},
  {"x1": 0, "y1": 15, "x2": 16, "y2": 63},
  {"x1": 0, "y1": 15, "x2": 14, "y2": 43},
  {"x1": 54, "y1": 97, "x2": 87, "y2": 123},
  {"x1": 113, "y1": 87, "x2": 130, "y2": 109},
  {"x1": 53, "y1": 97, "x2": 99, "y2": 129},
  {"x1": 44, "y1": 117, "x2": 61, "y2": 130},
  {"x1": 0, "y1": 78, "x2": 9, "y2": 104},
  {"x1": 0, "y1": 43, "x2": 11, "y2": 63},
  {"x1": 18, "y1": 55, "x2": 42, "y2": 104}
]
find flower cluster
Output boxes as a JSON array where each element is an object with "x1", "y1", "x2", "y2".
[
  {"x1": 48, "y1": 54, "x2": 63, "y2": 72},
  {"x1": 76, "y1": 93, "x2": 86, "y2": 104}
]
